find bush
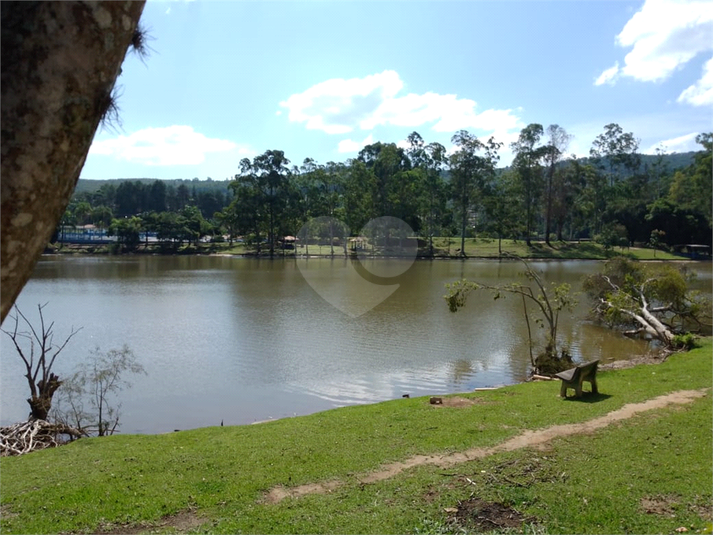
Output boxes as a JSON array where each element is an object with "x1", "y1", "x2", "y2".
[
  {"x1": 672, "y1": 332, "x2": 698, "y2": 350},
  {"x1": 52, "y1": 345, "x2": 146, "y2": 437}
]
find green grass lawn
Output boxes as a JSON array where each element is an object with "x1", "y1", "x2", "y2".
[
  {"x1": 48, "y1": 238, "x2": 692, "y2": 262},
  {"x1": 1, "y1": 340, "x2": 711, "y2": 534},
  {"x1": 218, "y1": 238, "x2": 687, "y2": 261}
]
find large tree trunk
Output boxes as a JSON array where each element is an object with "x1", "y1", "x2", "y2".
[
  {"x1": 28, "y1": 373, "x2": 62, "y2": 421},
  {"x1": 1, "y1": 1, "x2": 146, "y2": 323}
]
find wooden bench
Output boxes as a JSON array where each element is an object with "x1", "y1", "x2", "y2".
[{"x1": 555, "y1": 360, "x2": 599, "y2": 398}]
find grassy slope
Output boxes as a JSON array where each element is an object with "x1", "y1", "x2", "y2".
[{"x1": 1, "y1": 341, "x2": 711, "y2": 534}]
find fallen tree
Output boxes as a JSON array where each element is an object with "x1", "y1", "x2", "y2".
[{"x1": 583, "y1": 257, "x2": 710, "y2": 349}]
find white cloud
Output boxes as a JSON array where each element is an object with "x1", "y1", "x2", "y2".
[
  {"x1": 645, "y1": 132, "x2": 700, "y2": 154},
  {"x1": 595, "y1": 62, "x2": 620, "y2": 86},
  {"x1": 280, "y1": 71, "x2": 402, "y2": 134},
  {"x1": 678, "y1": 56, "x2": 713, "y2": 105},
  {"x1": 89, "y1": 126, "x2": 242, "y2": 166},
  {"x1": 337, "y1": 134, "x2": 374, "y2": 154},
  {"x1": 280, "y1": 70, "x2": 522, "y2": 136},
  {"x1": 597, "y1": 0, "x2": 713, "y2": 104}
]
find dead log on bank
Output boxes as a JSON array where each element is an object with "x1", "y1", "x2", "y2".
[{"x1": 0, "y1": 419, "x2": 83, "y2": 457}]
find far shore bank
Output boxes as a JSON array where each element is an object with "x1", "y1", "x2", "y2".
[{"x1": 43, "y1": 240, "x2": 704, "y2": 262}]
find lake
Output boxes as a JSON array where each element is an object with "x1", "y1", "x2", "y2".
[{"x1": 1, "y1": 256, "x2": 709, "y2": 434}]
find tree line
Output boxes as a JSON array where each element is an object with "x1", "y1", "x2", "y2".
[{"x1": 63, "y1": 124, "x2": 712, "y2": 254}]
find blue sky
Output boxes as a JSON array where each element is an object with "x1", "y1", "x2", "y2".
[{"x1": 80, "y1": 0, "x2": 713, "y2": 181}]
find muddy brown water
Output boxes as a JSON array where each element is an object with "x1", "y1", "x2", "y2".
[{"x1": 1, "y1": 256, "x2": 709, "y2": 433}]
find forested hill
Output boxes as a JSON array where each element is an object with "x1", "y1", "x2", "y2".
[
  {"x1": 74, "y1": 177, "x2": 233, "y2": 195},
  {"x1": 499, "y1": 151, "x2": 697, "y2": 176},
  {"x1": 65, "y1": 135, "x2": 709, "y2": 253},
  {"x1": 75, "y1": 151, "x2": 697, "y2": 193}
]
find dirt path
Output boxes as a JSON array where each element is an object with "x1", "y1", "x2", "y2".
[{"x1": 265, "y1": 389, "x2": 708, "y2": 504}]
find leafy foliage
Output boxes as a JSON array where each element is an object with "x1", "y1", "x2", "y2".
[
  {"x1": 583, "y1": 258, "x2": 711, "y2": 347},
  {"x1": 445, "y1": 255, "x2": 577, "y2": 375},
  {"x1": 61, "y1": 128, "x2": 711, "y2": 255},
  {"x1": 52, "y1": 345, "x2": 146, "y2": 437}
]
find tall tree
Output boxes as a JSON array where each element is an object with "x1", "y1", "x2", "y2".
[
  {"x1": 449, "y1": 131, "x2": 502, "y2": 256},
  {"x1": 590, "y1": 123, "x2": 640, "y2": 187},
  {"x1": 253, "y1": 150, "x2": 292, "y2": 256},
  {"x1": 344, "y1": 159, "x2": 377, "y2": 235},
  {"x1": 667, "y1": 133, "x2": 712, "y2": 230},
  {"x1": 231, "y1": 150, "x2": 292, "y2": 256},
  {"x1": 511, "y1": 124, "x2": 546, "y2": 247},
  {"x1": 230, "y1": 159, "x2": 267, "y2": 254},
  {"x1": 482, "y1": 170, "x2": 521, "y2": 255},
  {"x1": 542, "y1": 124, "x2": 572, "y2": 246},
  {"x1": 407, "y1": 132, "x2": 448, "y2": 256},
  {"x1": 358, "y1": 142, "x2": 411, "y2": 218},
  {"x1": 147, "y1": 180, "x2": 167, "y2": 213}
]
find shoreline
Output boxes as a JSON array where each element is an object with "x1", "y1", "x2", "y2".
[{"x1": 42, "y1": 250, "x2": 706, "y2": 263}]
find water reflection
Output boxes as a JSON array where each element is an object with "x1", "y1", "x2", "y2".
[{"x1": 0, "y1": 256, "x2": 709, "y2": 434}]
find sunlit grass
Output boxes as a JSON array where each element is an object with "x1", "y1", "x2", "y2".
[
  {"x1": 206, "y1": 238, "x2": 689, "y2": 261},
  {"x1": 1, "y1": 340, "x2": 710, "y2": 534}
]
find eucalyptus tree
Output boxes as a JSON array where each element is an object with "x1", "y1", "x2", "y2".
[
  {"x1": 214, "y1": 204, "x2": 240, "y2": 245},
  {"x1": 358, "y1": 141, "x2": 411, "y2": 218},
  {"x1": 295, "y1": 159, "x2": 345, "y2": 255},
  {"x1": 450, "y1": 131, "x2": 502, "y2": 256},
  {"x1": 542, "y1": 125, "x2": 572, "y2": 246},
  {"x1": 321, "y1": 162, "x2": 348, "y2": 254},
  {"x1": 590, "y1": 123, "x2": 640, "y2": 187},
  {"x1": 568, "y1": 158, "x2": 605, "y2": 238},
  {"x1": 511, "y1": 124, "x2": 546, "y2": 247},
  {"x1": 344, "y1": 159, "x2": 377, "y2": 235},
  {"x1": 232, "y1": 150, "x2": 292, "y2": 256},
  {"x1": 255, "y1": 150, "x2": 292, "y2": 256},
  {"x1": 666, "y1": 132, "x2": 712, "y2": 229},
  {"x1": 230, "y1": 158, "x2": 267, "y2": 254},
  {"x1": 482, "y1": 169, "x2": 521, "y2": 255},
  {"x1": 406, "y1": 132, "x2": 448, "y2": 256},
  {"x1": 550, "y1": 156, "x2": 583, "y2": 241}
]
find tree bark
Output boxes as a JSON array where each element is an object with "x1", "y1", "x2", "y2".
[
  {"x1": 28, "y1": 373, "x2": 62, "y2": 421},
  {"x1": 1, "y1": 1, "x2": 146, "y2": 323}
]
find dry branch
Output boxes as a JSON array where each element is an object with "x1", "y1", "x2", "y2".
[{"x1": 0, "y1": 419, "x2": 82, "y2": 457}]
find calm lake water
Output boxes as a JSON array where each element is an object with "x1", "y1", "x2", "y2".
[{"x1": 1, "y1": 256, "x2": 710, "y2": 434}]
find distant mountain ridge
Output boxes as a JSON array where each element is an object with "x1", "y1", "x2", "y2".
[
  {"x1": 75, "y1": 151, "x2": 699, "y2": 194},
  {"x1": 74, "y1": 177, "x2": 233, "y2": 195}
]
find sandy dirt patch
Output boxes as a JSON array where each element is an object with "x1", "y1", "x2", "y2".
[{"x1": 264, "y1": 389, "x2": 708, "y2": 504}]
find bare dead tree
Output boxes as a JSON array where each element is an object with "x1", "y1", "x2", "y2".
[{"x1": 2, "y1": 303, "x2": 81, "y2": 420}]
